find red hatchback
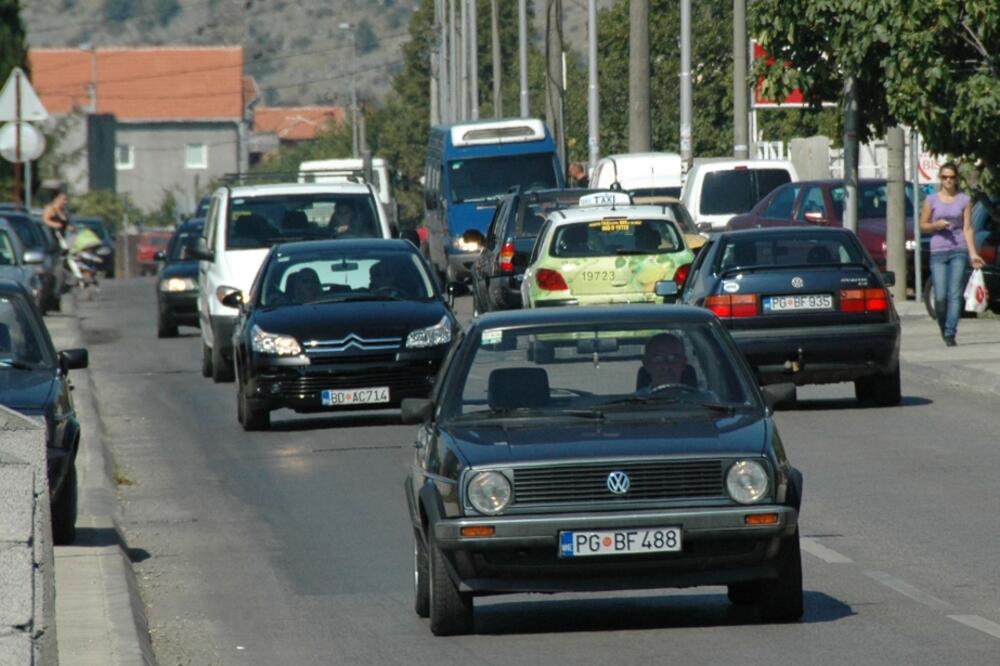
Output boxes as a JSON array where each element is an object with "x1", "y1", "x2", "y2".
[
  {"x1": 727, "y1": 179, "x2": 922, "y2": 285},
  {"x1": 135, "y1": 230, "x2": 173, "y2": 276}
]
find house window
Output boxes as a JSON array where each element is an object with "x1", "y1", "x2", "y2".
[
  {"x1": 185, "y1": 143, "x2": 208, "y2": 169},
  {"x1": 115, "y1": 144, "x2": 134, "y2": 170}
]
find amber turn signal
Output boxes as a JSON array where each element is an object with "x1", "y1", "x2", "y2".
[
  {"x1": 461, "y1": 526, "x2": 496, "y2": 538},
  {"x1": 744, "y1": 513, "x2": 779, "y2": 526}
]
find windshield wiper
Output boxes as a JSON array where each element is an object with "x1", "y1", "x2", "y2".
[
  {"x1": 0, "y1": 359, "x2": 38, "y2": 370},
  {"x1": 312, "y1": 294, "x2": 404, "y2": 304}
]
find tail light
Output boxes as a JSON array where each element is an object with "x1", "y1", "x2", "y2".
[
  {"x1": 499, "y1": 241, "x2": 515, "y2": 273},
  {"x1": 536, "y1": 268, "x2": 569, "y2": 291},
  {"x1": 673, "y1": 263, "x2": 691, "y2": 288},
  {"x1": 705, "y1": 294, "x2": 757, "y2": 318},
  {"x1": 840, "y1": 288, "x2": 889, "y2": 313},
  {"x1": 980, "y1": 240, "x2": 997, "y2": 264}
]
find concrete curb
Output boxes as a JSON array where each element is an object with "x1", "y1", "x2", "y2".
[{"x1": 51, "y1": 293, "x2": 158, "y2": 666}]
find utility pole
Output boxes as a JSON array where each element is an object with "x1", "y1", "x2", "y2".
[
  {"x1": 459, "y1": 0, "x2": 468, "y2": 120},
  {"x1": 468, "y1": 0, "x2": 479, "y2": 120},
  {"x1": 587, "y1": 0, "x2": 599, "y2": 173},
  {"x1": 886, "y1": 126, "x2": 906, "y2": 300},
  {"x1": 449, "y1": 0, "x2": 459, "y2": 122},
  {"x1": 339, "y1": 22, "x2": 359, "y2": 158},
  {"x1": 430, "y1": 0, "x2": 441, "y2": 125},
  {"x1": 911, "y1": 130, "x2": 923, "y2": 303},
  {"x1": 843, "y1": 76, "x2": 859, "y2": 232},
  {"x1": 679, "y1": 0, "x2": 693, "y2": 170},
  {"x1": 545, "y1": 0, "x2": 566, "y2": 170},
  {"x1": 629, "y1": 0, "x2": 650, "y2": 152},
  {"x1": 491, "y1": 0, "x2": 502, "y2": 118},
  {"x1": 439, "y1": 0, "x2": 450, "y2": 124},
  {"x1": 518, "y1": 0, "x2": 529, "y2": 117},
  {"x1": 732, "y1": 0, "x2": 748, "y2": 159}
]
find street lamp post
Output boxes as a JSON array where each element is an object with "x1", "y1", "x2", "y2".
[
  {"x1": 339, "y1": 22, "x2": 359, "y2": 158},
  {"x1": 79, "y1": 42, "x2": 97, "y2": 113}
]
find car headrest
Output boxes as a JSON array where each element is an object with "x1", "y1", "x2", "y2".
[{"x1": 488, "y1": 367, "x2": 550, "y2": 410}]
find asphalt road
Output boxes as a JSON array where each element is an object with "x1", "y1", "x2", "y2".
[{"x1": 75, "y1": 278, "x2": 999, "y2": 665}]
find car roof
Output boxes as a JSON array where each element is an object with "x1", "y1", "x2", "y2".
[
  {"x1": 474, "y1": 304, "x2": 717, "y2": 330},
  {"x1": 713, "y1": 226, "x2": 854, "y2": 240},
  {"x1": 272, "y1": 238, "x2": 417, "y2": 255},
  {"x1": 772, "y1": 178, "x2": 889, "y2": 188},
  {"x1": 224, "y1": 182, "x2": 373, "y2": 197},
  {"x1": 0, "y1": 278, "x2": 31, "y2": 297},
  {"x1": 546, "y1": 204, "x2": 681, "y2": 225}
]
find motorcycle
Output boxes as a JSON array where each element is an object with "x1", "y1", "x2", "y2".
[{"x1": 66, "y1": 227, "x2": 106, "y2": 299}]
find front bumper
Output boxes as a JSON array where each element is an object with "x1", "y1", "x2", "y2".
[
  {"x1": 433, "y1": 505, "x2": 798, "y2": 593},
  {"x1": 159, "y1": 291, "x2": 199, "y2": 326},
  {"x1": 730, "y1": 321, "x2": 900, "y2": 385}
]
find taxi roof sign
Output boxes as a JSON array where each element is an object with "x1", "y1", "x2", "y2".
[{"x1": 576, "y1": 191, "x2": 632, "y2": 208}]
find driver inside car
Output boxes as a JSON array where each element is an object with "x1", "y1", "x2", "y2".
[
  {"x1": 639, "y1": 332, "x2": 697, "y2": 390},
  {"x1": 368, "y1": 259, "x2": 411, "y2": 297}
]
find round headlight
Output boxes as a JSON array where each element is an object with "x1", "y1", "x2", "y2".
[
  {"x1": 467, "y1": 471, "x2": 512, "y2": 515},
  {"x1": 726, "y1": 460, "x2": 769, "y2": 504}
]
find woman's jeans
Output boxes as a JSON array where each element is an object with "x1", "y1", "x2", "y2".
[{"x1": 930, "y1": 249, "x2": 968, "y2": 338}]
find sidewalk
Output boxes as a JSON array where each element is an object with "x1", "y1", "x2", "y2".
[{"x1": 38, "y1": 292, "x2": 998, "y2": 666}]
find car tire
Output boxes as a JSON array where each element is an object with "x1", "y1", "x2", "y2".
[
  {"x1": 51, "y1": 464, "x2": 78, "y2": 546},
  {"x1": 414, "y1": 532, "x2": 430, "y2": 618},
  {"x1": 201, "y1": 341, "x2": 213, "y2": 378},
  {"x1": 756, "y1": 529, "x2": 803, "y2": 623},
  {"x1": 428, "y1": 541, "x2": 473, "y2": 635},
  {"x1": 855, "y1": 365, "x2": 901, "y2": 407},
  {"x1": 237, "y1": 381, "x2": 270, "y2": 431},
  {"x1": 157, "y1": 314, "x2": 178, "y2": 338},
  {"x1": 727, "y1": 580, "x2": 762, "y2": 606},
  {"x1": 212, "y1": 343, "x2": 235, "y2": 383}
]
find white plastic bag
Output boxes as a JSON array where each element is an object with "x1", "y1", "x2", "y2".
[{"x1": 963, "y1": 268, "x2": 988, "y2": 314}]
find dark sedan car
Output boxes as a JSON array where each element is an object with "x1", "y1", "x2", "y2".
[
  {"x1": 465, "y1": 188, "x2": 617, "y2": 314},
  {"x1": 156, "y1": 219, "x2": 203, "y2": 338},
  {"x1": 0, "y1": 280, "x2": 88, "y2": 544},
  {"x1": 679, "y1": 226, "x2": 901, "y2": 406},
  {"x1": 403, "y1": 306, "x2": 804, "y2": 635},
  {"x1": 229, "y1": 239, "x2": 459, "y2": 430},
  {"x1": 2, "y1": 212, "x2": 61, "y2": 313}
]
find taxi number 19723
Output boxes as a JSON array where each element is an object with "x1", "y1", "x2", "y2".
[{"x1": 580, "y1": 270, "x2": 616, "y2": 281}]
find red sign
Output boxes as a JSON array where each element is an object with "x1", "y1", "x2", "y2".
[{"x1": 753, "y1": 42, "x2": 806, "y2": 107}]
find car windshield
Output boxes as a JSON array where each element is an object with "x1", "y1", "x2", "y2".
[
  {"x1": 3, "y1": 215, "x2": 45, "y2": 250},
  {"x1": 167, "y1": 227, "x2": 203, "y2": 261},
  {"x1": 226, "y1": 193, "x2": 380, "y2": 250},
  {"x1": 551, "y1": 218, "x2": 683, "y2": 258},
  {"x1": 448, "y1": 153, "x2": 559, "y2": 203},
  {"x1": 700, "y1": 169, "x2": 791, "y2": 216},
  {"x1": 0, "y1": 295, "x2": 54, "y2": 369},
  {"x1": 445, "y1": 320, "x2": 756, "y2": 422},
  {"x1": 718, "y1": 231, "x2": 867, "y2": 271},
  {"x1": 257, "y1": 248, "x2": 437, "y2": 307}
]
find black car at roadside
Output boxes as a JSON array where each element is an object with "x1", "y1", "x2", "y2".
[
  {"x1": 466, "y1": 188, "x2": 614, "y2": 314},
  {"x1": 403, "y1": 306, "x2": 803, "y2": 635},
  {"x1": 2, "y1": 212, "x2": 59, "y2": 312},
  {"x1": 680, "y1": 226, "x2": 901, "y2": 406},
  {"x1": 0, "y1": 280, "x2": 88, "y2": 544},
  {"x1": 156, "y1": 219, "x2": 203, "y2": 338},
  {"x1": 228, "y1": 239, "x2": 459, "y2": 430}
]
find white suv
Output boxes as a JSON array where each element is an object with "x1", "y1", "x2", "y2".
[
  {"x1": 193, "y1": 182, "x2": 392, "y2": 382},
  {"x1": 681, "y1": 159, "x2": 799, "y2": 231}
]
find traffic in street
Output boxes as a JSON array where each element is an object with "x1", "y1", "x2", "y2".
[{"x1": 65, "y1": 277, "x2": 999, "y2": 665}]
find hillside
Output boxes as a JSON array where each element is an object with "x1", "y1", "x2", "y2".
[{"x1": 22, "y1": 0, "x2": 616, "y2": 108}]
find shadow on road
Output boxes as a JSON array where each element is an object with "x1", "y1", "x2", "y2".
[
  {"x1": 268, "y1": 411, "x2": 404, "y2": 432},
  {"x1": 787, "y1": 395, "x2": 932, "y2": 412}
]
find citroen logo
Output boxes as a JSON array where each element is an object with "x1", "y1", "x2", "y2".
[
  {"x1": 606, "y1": 471, "x2": 630, "y2": 495},
  {"x1": 791, "y1": 276, "x2": 804, "y2": 289}
]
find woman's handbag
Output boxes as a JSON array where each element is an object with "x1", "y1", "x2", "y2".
[{"x1": 963, "y1": 268, "x2": 988, "y2": 314}]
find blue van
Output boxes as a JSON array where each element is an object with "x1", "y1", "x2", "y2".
[{"x1": 423, "y1": 118, "x2": 564, "y2": 281}]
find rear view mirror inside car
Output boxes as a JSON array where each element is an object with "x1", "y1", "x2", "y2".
[
  {"x1": 576, "y1": 338, "x2": 619, "y2": 354},
  {"x1": 330, "y1": 260, "x2": 359, "y2": 272}
]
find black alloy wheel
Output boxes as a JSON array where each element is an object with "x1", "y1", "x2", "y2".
[
  {"x1": 428, "y1": 541, "x2": 473, "y2": 635},
  {"x1": 212, "y1": 345, "x2": 235, "y2": 383},
  {"x1": 237, "y1": 379, "x2": 270, "y2": 431}
]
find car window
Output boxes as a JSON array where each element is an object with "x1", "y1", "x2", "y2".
[
  {"x1": 226, "y1": 193, "x2": 380, "y2": 250},
  {"x1": 529, "y1": 220, "x2": 553, "y2": 264},
  {"x1": 485, "y1": 197, "x2": 510, "y2": 249},
  {"x1": 664, "y1": 202, "x2": 697, "y2": 234},
  {"x1": 795, "y1": 187, "x2": 825, "y2": 221},
  {"x1": 0, "y1": 231, "x2": 17, "y2": 266},
  {"x1": 444, "y1": 321, "x2": 755, "y2": 421},
  {"x1": 755, "y1": 169, "x2": 793, "y2": 201},
  {"x1": 447, "y1": 153, "x2": 559, "y2": 203},
  {"x1": 4, "y1": 215, "x2": 45, "y2": 250},
  {"x1": 0, "y1": 295, "x2": 54, "y2": 368},
  {"x1": 718, "y1": 232, "x2": 867, "y2": 271},
  {"x1": 550, "y1": 219, "x2": 682, "y2": 258},
  {"x1": 765, "y1": 186, "x2": 800, "y2": 219},
  {"x1": 700, "y1": 171, "x2": 756, "y2": 216},
  {"x1": 167, "y1": 227, "x2": 204, "y2": 261}
]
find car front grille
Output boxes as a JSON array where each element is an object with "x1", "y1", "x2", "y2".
[
  {"x1": 262, "y1": 363, "x2": 438, "y2": 399},
  {"x1": 513, "y1": 460, "x2": 725, "y2": 505}
]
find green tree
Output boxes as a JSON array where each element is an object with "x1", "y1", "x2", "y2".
[
  {"x1": 102, "y1": 0, "x2": 134, "y2": 23},
  {"x1": 154, "y1": 0, "x2": 181, "y2": 27},
  {"x1": 751, "y1": 0, "x2": 1000, "y2": 194},
  {"x1": 0, "y1": 0, "x2": 29, "y2": 201},
  {"x1": 355, "y1": 19, "x2": 379, "y2": 55}
]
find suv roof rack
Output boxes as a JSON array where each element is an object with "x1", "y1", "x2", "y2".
[{"x1": 220, "y1": 171, "x2": 368, "y2": 185}]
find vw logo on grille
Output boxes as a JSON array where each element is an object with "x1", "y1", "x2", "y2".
[
  {"x1": 791, "y1": 276, "x2": 805, "y2": 288},
  {"x1": 606, "y1": 471, "x2": 631, "y2": 495}
]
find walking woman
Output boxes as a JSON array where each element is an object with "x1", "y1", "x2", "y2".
[{"x1": 919, "y1": 163, "x2": 985, "y2": 346}]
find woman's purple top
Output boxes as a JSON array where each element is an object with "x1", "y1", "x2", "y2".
[{"x1": 927, "y1": 192, "x2": 970, "y2": 253}]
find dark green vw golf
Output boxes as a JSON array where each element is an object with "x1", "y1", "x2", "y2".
[{"x1": 403, "y1": 305, "x2": 804, "y2": 635}]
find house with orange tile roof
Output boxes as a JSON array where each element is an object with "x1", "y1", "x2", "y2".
[
  {"x1": 248, "y1": 106, "x2": 345, "y2": 165},
  {"x1": 29, "y1": 46, "x2": 255, "y2": 212}
]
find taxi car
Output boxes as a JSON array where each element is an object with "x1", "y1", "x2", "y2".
[
  {"x1": 521, "y1": 195, "x2": 695, "y2": 310},
  {"x1": 402, "y1": 306, "x2": 804, "y2": 635}
]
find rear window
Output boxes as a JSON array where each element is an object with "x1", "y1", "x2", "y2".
[
  {"x1": 551, "y1": 219, "x2": 683, "y2": 258},
  {"x1": 226, "y1": 193, "x2": 380, "y2": 250},
  {"x1": 718, "y1": 232, "x2": 867, "y2": 271},
  {"x1": 3, "y1": 215, "x2": 45, "y2": 250},
  {"x1": 700, "y1": 168, "x2": 792, "y2": 216},
  {"x1": 515, "y1": 191, "x2": 613, "y2": 238}
]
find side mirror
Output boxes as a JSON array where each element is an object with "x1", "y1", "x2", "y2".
[
  {"x1": 400, "y1": 398, "x2": 434, "y2": 424},
  {"x1": 190, "y1": 237, "x2": 214, "y2": 262},
  {"x1": 154, "y1": 251, "x2": 166, "y2": 261},
  {"x1": 803, "y1": 211, "x2": 826, "y2": 223},
  {"x1": 880, "y1": 271, "x2": 895, "y2": 287},
  {"x1": 58, "y1": 348, "x2": 89, "y2": 372},
  {"x1": 654, "y1": 280, "x2": 679, "y2": 303},
  {"x1": 218, "y1": 287, "x2": 243, "y2": 309},
  {"x1": 761, "y1": 383, "x2": 796, "y2": 410},
  {"x1": 22, "y1": 250, "x2": 45, "y2": 264},
  {"x1": 424, "y1": 190, "x2": 437, "y2": 211}
]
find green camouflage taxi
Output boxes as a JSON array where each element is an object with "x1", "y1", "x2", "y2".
[{"x1": 521, "y1": 196, "x2": 696, "y2": 309}]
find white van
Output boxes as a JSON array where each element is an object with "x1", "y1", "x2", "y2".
[
  {"x1": 589, "y1": 152, "x2": 683, "y2": 198},
  {"x1": 299, "y1": 158, "x2": 398, "y2": 230},
  {"x1": 681, "y1": 159, "x2": 799, "y2": 231}
]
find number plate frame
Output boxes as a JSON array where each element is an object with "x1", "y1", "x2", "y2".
[
  {"x1": 763, "y1": 293, "x2": 834, "y2": 312},
  {"x1": 321, "y1": 386, "x2": 390, "y2": 406},
  {"x1": 558, "y1": 527, "x2": 682, "y2": 557}
]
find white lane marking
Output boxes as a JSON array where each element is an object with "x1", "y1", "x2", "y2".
[
  {"x1": 864, "y1": 570, "x2": 955, "y2": 611},
  {"x1": 948, "y1": 615, "x2": 1000, "y2": 640},
  {"x1": 801, "y1": 537, "x2": 853, "y2": 564}
]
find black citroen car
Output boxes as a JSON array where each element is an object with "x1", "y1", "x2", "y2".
[
  {"x1": 155, "y1": 218, "x2": 203, "y2": 338},
  {"x1": 228, "y1": 239, "x2": 459, "y2": 430},
  {"x1": 0, "y1": 280, "x2": 88, "y2": 544},
  {"x1": 679, "y1": 226, "x2": 901, "y2": 406},
  {"x1": 402, "y1": 306, "x2": 803, "y2": 635}
]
